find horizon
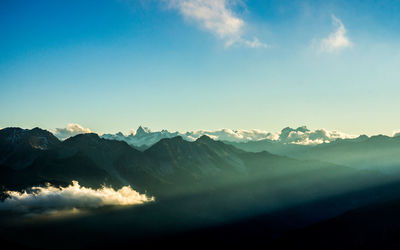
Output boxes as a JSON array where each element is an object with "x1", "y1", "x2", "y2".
[
  {"x1": 2, "y1": 123, "x2": 400, "y2": 141},
  {"x1": 1, "y1": 0, "x2": 400, "y2": 136}
]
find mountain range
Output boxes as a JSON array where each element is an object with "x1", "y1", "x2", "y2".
[
  {"x1": 98, "y1": 125, "x2": 400, "y2": 174},
  {"x1": 1, "y1": 126, "x2": 394, "y2": 199},
  {"x1": 2, "y1": 126, "x2": 400, "y2": 249},
  {"x1": 54, "y1": 125, "x2": 400, "y2": 162},
  {"x1": 98, "y1": 125, "x2": 356, "y2": 149}
]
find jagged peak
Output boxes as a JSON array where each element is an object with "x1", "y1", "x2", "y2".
[{"x1": 136, "y1": 126, "x2": 151, "y2": 136}]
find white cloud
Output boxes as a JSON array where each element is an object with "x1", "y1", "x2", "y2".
[
  {"x1": 168, "y1": 0, "x2": 267, "y2": 48},
  {"x1": 393, "y1": 130, "x2": 400, "y2": 137},
  {"x1": 279, "y1": 126, "x2": 356, "y2": 145},
  {"x1": 185, "y1": 128, "x2": 276, "y2": 142},
  {"x1": 318, "y1": 15, "x2": 352, "y2": 53},
  {"x1": 54, "y1": 123, "x2": 92, "y2": 140},
  {"x1": 241, "y1": 37, "x2": 269, "y2": 48},
  {"x1": 0, "y1": 181, "x2": 154, "y2": 216}
]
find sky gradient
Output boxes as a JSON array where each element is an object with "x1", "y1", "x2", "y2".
[{"x1": 1, "y1": 0, "x2": 400, "y2": 135}]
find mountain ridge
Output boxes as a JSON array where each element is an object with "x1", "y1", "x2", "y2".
[{"x1": 96, "y1": 125, "x2": 358, "y2": 149}]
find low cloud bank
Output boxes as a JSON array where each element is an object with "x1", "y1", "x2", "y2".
[
  {"x1": 185, "y1": 128, "x2": 279, "y2": 142},
  {"x1": 0, "y1": 181, "x2": 154, "y2": 215},
  {"x1": 53, "y1": 123, "x2": 92, "y2": 140},
  {"x1": 279, "y1": 126, "x2": 356, "y2": 145}
]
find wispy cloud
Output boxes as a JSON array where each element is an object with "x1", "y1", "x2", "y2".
[
  {"x1": 317, "y1": 15, "x2": 352, "y2": 53},
  {"x1": 0, "y1": 181, "x2": 154, "y2": 216},
  {"x1": 241, "y1": 37, "x2": 269, "y2": 48},
  {"x1": 168, "y1": 0, "x2": 268, "y2": 48},
  {"x1": 53, "y1": 123, "x2": 92, "y2": 140}
]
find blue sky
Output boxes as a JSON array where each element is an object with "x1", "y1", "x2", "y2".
[{"x1": 1, "y1": 0, "x2": 400, "y2": 135}]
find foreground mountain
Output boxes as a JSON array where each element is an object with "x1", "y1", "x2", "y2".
[
  {"x1": 0, "y1": 128, "x2": 165, "y2": 193},
  {"x1": 0, "y1": 127, "x2": 61, "y2": 170}
]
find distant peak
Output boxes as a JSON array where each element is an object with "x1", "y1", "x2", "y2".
[
  {"x1": 296, "y1": 126, "x2": 310, "y2": 133},
  {"x1": 356, "y1": 135, "x2": 369, "y2": 140},
  {"x1": 136, "y1": 126, "x2": 151, "y2": 136},
  {"x1": 281, "y1": 126, "x2": 310, "y2": 134}
]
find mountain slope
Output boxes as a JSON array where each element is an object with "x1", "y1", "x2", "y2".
[
  {"x1": 145, "y1": 135, "x2": 246, "y2": 179},
  {"x1": 0, "y1": 130, "x2": 164, "y2": 193},
  {"x1": 0, "y1": 127, "x2": 61, "y2": 170},
  {"x1": 228, "y1": 134, "x2": 400, "y2": 174},
  {"x1": 293, "y1": 135, "x2": 400, "y2": 173}
]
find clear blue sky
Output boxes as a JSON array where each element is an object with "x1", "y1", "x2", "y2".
[{"x1": 1, "y1": 0, "x2": 400, "y2": 135}]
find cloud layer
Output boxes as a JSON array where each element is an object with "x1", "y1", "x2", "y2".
[
  {"x1": 54, "y1": 123, "x2": 92, "y2": 140},
  {"x1": 185, "y1": 128, "x2": 278, "y2": 142},
  {"x1": 278, "y1": 126, "x2": 356, "y2": 145},
  {"x1": 168, "y1": 0, "x2": 267, "y2": 48},
  {"x1": 0, "y1": 181, "x2": 154, "y2": 215},
  {"x1": 318, "y1": 15, "x2": 352, "y2": 53}
]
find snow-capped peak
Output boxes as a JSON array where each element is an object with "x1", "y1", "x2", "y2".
[
  {"x1": 98, "y1": 126, "x2": 356, "y2": 148},
  {"x1": 135, "y1": 126, "x2": 151, "y2": 136}
]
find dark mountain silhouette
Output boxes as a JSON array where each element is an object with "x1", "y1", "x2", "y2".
[
  {"x1": 0, "y1": 127, "x2": 61, "y2": 170},
  {"x1": 0, "y1": 130, "x2": 165, "y2": 193},
  {"x1": 145, "y1": 135, "x2": 247, "y2": 180}
]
